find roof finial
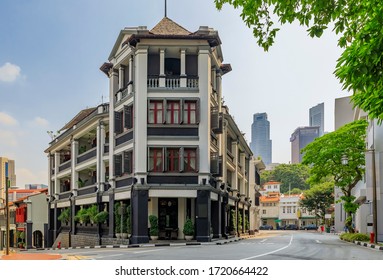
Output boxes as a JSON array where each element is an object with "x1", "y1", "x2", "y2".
[{"x1": 165, "y1": 0, "x2": 167, "y2": 17}]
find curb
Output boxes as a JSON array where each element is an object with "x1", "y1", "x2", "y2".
[
  {"x1": 35, "y1": 236, "x2": 254, "y2": 251},
  {"x1": 354, "y1": 241, "x2": 383, "y2": 251}
]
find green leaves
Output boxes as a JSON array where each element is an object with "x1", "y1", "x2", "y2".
[{"x1": 215, "y1": 0, "x2": 383, "y2": 121}]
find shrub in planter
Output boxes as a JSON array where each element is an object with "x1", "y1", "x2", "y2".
[
  {"x1": 183, "y1": 218, "x2": 195, "y2": 236},
  {"x1": 149, "y1": 215, "x2": 159, "y2": 237},
  {"x1": 75, "y1": 207, "x2": 90, "y2": 224},
  {"x1": 94, "y1": 210, "x2": 109, "y2": 224},
  {"x1": 87, "y1": 204, "x2": 99, "y2": 224},
  {"x1": 340, "y1": 233, "x2": 370, "y2": 242},
  {"x1": 58, "y1": 208, "x2": 71, "y2": 224}
]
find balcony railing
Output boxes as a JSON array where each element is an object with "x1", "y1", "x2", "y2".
[
  {"x1": 147, "y1": 75, "x2": 199, "y2": 89},
  {"x1": 77, "y1": 147, "x2": 97, "y2": 164},
  {"x1": 166, "y1": 76, "x2": 180, "y2": 88}
]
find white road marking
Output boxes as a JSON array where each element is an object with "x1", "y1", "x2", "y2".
[
  {"x1": 316, "y1": 240, "x2": 322, "y2": 244},
  {"x1": 241, "y1": 234, "x2": 294, "y2": 260},
  {"x1": 94, "y1": 253, "x2": 124, "y2": 259},
  {"x1": 259, "y1": 239, "x2": 267, "y2": 243},
  {"x1": 133, "y1": 248, "x2": 165, "y2": 254}
]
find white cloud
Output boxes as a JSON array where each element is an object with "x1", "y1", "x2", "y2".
[
  {"x1": 0, "y1": 129, "x2": 18, "y2": 147},
  {"x1": 32, "y1": 117, "x2": 49, "y2": 127},
  {"x1": 16, "y1": 168, "x2": 48, "y2": 186},
  {"x1": 0, "y1": 112, "x2": 18, "y2": 126},
  {"x1": 0, "y1": 62, "x2": 21, "y2": 82}
]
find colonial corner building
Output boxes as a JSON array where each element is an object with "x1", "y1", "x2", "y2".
[{"x1": 44, "y1": 17, "x2": 264, "y2": 247}]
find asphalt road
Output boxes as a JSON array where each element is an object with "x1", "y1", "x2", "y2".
[{"x1": 46, "y1": 231, "x2": 383, "y2": 260}]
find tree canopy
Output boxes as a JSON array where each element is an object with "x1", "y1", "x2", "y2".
[
  {"x1": 215, "y1": 0, "x2": 383, "y2": 121},
  {"x1": 300, "y1": 181, "x2": 334, "y2": 224},
  {"x1": 260, "y1": 163, "x2": 310, "y2": 193},
  {"x1": 301, "y1": 119, "x2": 368, "y2": 232}
]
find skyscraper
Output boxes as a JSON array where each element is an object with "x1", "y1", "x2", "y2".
[
  {"x1": 290, "y1": 126, "x2": 320, "y2": 163},
  {"x1": 0, "y1": 157, "x2": 16, "y2": 201},
  {"x1": 250, "y1": 113, "x2": 272, "y2": 165},
  {"x1": 309, "y1": 102, "x2": 324, "y2": 136}
]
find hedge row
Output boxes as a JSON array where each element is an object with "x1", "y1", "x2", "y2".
[{"x1": 340, "y1": 233, "x2": 370, "y2": 242}]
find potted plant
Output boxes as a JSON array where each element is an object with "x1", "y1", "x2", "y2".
[
  {"x1": 87, "y1": 204, "x2": 99, "y2": 224},
  {"x1": 114, "y1": 202, "x2": 121, "y2": 238},
  {"x1": 94, "y1": 210, "x2": 109, "y2": 224},
  {"x1": 126, "y1": 205, "x2": 132, "y2": 237},
  {"x1": 183, "y1": 218, "x2": 194, "y2": 240},
  {"x1": 149, "y1": 215, "x2": 159, "y2": 240},
  {"x1": 58, "y1": 207, "x2": 71, "y2": 225},
  {"x1": 75, "y1": 206, "x2": 90, "y2": 224},
  {"x1": 229, "y1": 209, "x2": 237, "y2": 235},
  {"x1": 77, "y1": 178, "x2": 88, "y2": 188}
]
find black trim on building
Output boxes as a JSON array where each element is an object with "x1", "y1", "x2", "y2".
[
  {"x1": 147, "y1": 175, "x2": 198, "y2": 184},
  {"x1": 147, "y1": 127, "x2": 198, "y2": 136}
]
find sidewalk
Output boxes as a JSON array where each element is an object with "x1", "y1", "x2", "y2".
[
  {"x1": 0, "y1": 249, "x2": 63, "y2": 260},
  {"x1": 0, "y1": 234, "x2": 260, "y2": 260}
]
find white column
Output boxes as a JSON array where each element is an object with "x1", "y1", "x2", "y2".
[
  {"x1": 54, "y1": 152, "x2": 60, "y2": 195},
  {"x1": 109, "y1": 69, "x2": 118, "y2": 188},
  {"x1": 198, "y1": 48, "x2": 211, "y2": 177},
  {"x1": 232, "y1": 140, "x2": 239, "y2": 193},
  {"x1": 180, "y1": 49, "x2": 187, "y2": 87},
  {"x1": 134, "y1": 48, "x2": 148, "y2": 180},
  {"x1": 71, "y1": 139, "x2": 79, "y2": 196},
  {"x1": 97, "y1": 121, "x2": 106, "y2": 192},
  {"x1": 119, "y1": 66, "x2": 125, "y2": 89},
  {"x1": 128, "y1": 55, "x2": 134, "y2": 94},
  {"x1": 159, "y1": 49, "x2": 165, "y2": 87}
]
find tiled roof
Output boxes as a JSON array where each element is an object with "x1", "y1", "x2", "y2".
[
  {"x1": 150, "y1": 17, "x2": 191, "y2": 35},
  {"x1": 60, "y1": 107, "x2": 96, "y2": 131},
  {"x1": 260, "y1": 196, "x2": 280, "y2": 202}
]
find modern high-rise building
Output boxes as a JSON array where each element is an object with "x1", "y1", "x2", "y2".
[
  {"x1": 309, "y1": 103, "x2": 324, "y2": 136},
  {"x1": 290, "y1": 126, "x2": 320, "y2": 163},
  {"x1": 250, "y1": 113, "x2": 272, "y2": 165},
  {"x1": 0, "y1": 157, "x2": 16, "y2": 201}
]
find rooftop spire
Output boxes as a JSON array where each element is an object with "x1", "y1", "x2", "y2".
[{"x1": 165, "y1": 0, "x2": 167, "y2": 17}]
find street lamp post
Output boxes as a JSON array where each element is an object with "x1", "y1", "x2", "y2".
[
  {"x1": 367, "y1": 149, "x2": 378, "y2": 244},
  {"x1": 5, "y1": 176, "x2": 10, "y2": 255}
]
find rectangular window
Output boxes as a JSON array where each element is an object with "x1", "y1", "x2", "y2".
[
  {"x1": 114, "y1": 111, "x2": 123, "y2": 134},
  {"x1": 123, "y1": 150, "x2": 133, "y2": 174},
  {"x1": 148, "y1": 101, "x2": 164, "y2": 124},
  {"x1": 184, "y1": 148, "x2": 197, "y2": 172},
  {"x1": 183, "y1": 101, "x2": 197, "y2": 124},
  {"x1": 262, "y1": 210, "x2": 266, "y2": 214},
  {"x1": 114, "y1": 154, "x2": 122, "y2": 176},
  {"x1": 149, "y1": 148, "x2": 163, "y2": 172},
  {"x1": 124, "y1": 105, "x2": 133, "y2": 129},
  {"x1": 287, "y1": 206, "x2": 291, "y2": 213},
  {"x1": 166, "y1": 101, "x2": 180, "y2": 124},
  {"x1": 166, "y1": 148, "x2": 180, "y2": 172},
  {"x1": 283, "y1": 207, "x2": 286, "y2": 213}
]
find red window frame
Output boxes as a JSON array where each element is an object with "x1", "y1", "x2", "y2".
[
  {"x1": 149, "y1": 148, "x2": 163, "y2": 172},
  {"x1": 183, "y1": 101, "x2": 197, "y2": 124},
  {"x1": 166, "y1": 148, "x2": 180, "y2": 172},
  {"x1": 166, "y1": 101, "x2": 180, "y2": 124},
  {"x1": 184, "y1": 148, "x2": 197, "y2": 172},
  {"x1": 149, "y1": 101, "x2": 163, "y2": 124}
]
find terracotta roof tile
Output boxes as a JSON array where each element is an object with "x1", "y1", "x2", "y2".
[{"x1": 150, "y1": 17, "x2": 191, "y2": 35}]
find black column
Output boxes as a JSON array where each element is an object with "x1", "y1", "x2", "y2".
[
  {"x1": 221, "y1": 194, "x2": 228, "y2": 238},
  {"x1": 44, "y1": 223, "x2": 48, "y2": 248},
  {"x1": 46, "y1": 202, "x2": 54, "y2": 247},
  {"x1": 196, "y1": 190, "x2": 211, "y2": 242},
  {"x1": 108, "y1": 192, "x2": 115, "y2": 238},
  {"x1": 211, "y1": 195, "x2": 221, "y2": 238},
  {"x1": 130, "y1": 189, "x2": 149, "y2": 244},
  {"x1": 26, "y1": 221, "x2": 33, "y2": 249}
]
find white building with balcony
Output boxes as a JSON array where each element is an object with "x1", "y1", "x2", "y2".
[{"x1": 45, "y1": 17, "x2": 257, "y2": 246}]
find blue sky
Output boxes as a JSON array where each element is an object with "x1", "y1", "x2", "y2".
[{"x1": 0, "y1": 0, "x2": 349, "y2": 187}]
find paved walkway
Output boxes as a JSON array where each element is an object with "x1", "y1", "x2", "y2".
[{"x1": 0, "y1": 249, "x2": 63, "y2": 260}]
